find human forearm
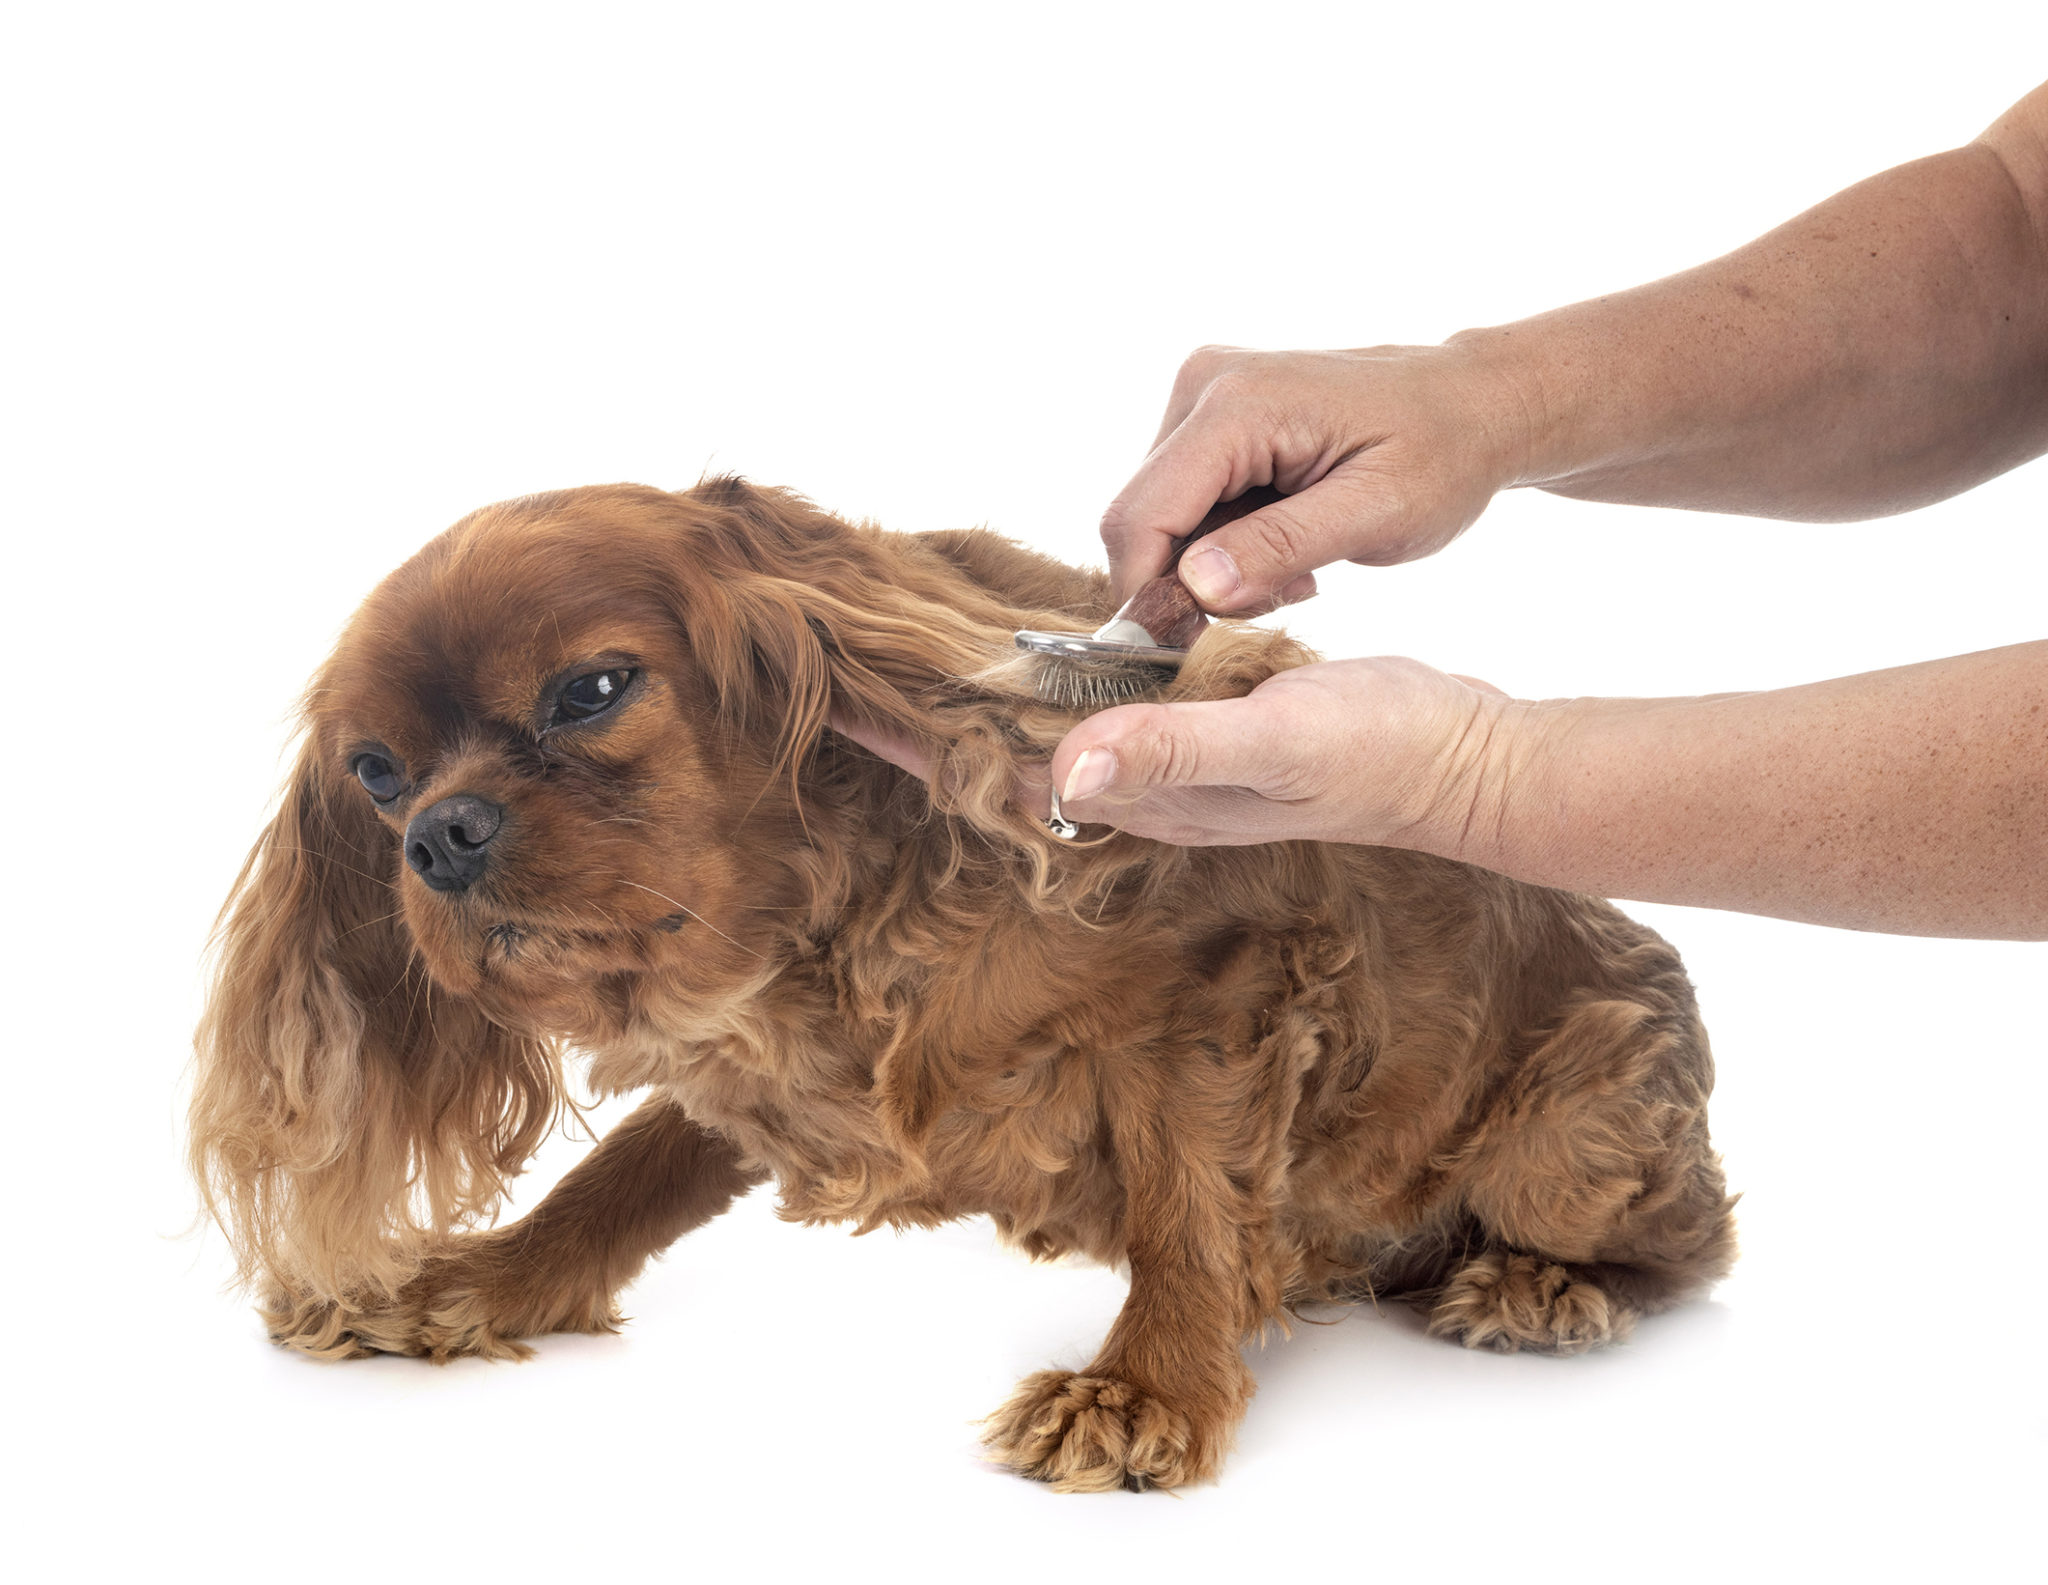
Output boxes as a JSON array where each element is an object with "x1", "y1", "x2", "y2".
[
  {"x1": 846, "y1": 642, "x2": 2046, "y2": 939},
  {"x1": 1461, "y1": 85, "x2": 2048, "y2": 520},
  {"x1": 1449, "y1": 643, "x2": 2048, "y2": 938}
]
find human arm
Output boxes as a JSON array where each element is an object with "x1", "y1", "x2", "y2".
[
  {"x1": 840, "y1": 83, "x2": 2048, "y2": 938},
  {"x1": 1108, "y1": 81, "x2": 2048, "y2": 612},
  {"x1": 1038, "y1": 642, "x2": 2048, "y2": 940}
]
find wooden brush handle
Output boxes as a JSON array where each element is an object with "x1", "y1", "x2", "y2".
[{"x1": 1115, "y1": 485, "x2": 1284, "y2": 649}]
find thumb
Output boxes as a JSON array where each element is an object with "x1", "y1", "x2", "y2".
[
  {"x1": 1176, "y1": 487, "x2": 1373, "y2": 615},
  {"x1": 1049, "y1": 696, "x2": 1294, "y2": 811}
]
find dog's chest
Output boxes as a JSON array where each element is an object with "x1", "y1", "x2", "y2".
[{"x1": 624, "y1": 998, "x2": 1116, "y2": 1245}]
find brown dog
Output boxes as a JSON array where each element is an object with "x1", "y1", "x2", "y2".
[{"x1": 190, "y1": 478, "x2": 1736, "y2": 1491}]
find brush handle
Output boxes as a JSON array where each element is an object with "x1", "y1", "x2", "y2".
[{"x1": 1111, "y1": 485, "x2": 1284, "y2": 650}]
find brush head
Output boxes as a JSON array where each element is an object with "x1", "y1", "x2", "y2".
[
  {"x1": 1014, "y1": 629, "x2": 1187, "y2": 709},
  {"x1": 1012, "y1": 486, "x2": 1289, "y2": 712}
]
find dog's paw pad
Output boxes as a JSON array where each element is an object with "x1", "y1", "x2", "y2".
[
  {"x1": 982, "y1": 1369, "x2": 1198, "y2": 1492},
  {"x1": 1426, "y1": 1251, "x2": 1632, "y2": 1356}
]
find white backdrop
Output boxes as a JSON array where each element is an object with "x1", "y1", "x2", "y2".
[{"x1": 5, "y1": 4, "x2": 2043, "y2": 1579}]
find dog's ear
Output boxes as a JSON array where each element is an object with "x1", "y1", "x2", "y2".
[
  {"x1": 189, "y1": 726, "x2": 561, "y2": 1304},
  {"x1": 673, "y1": 477, "x2": 1062, "y2": 794}
]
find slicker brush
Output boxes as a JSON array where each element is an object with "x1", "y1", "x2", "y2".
[{"x1": 1014, "y1": 486, "x2": 1283, "y2": 709}]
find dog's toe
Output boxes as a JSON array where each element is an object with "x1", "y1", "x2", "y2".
[
  {"x1": 258, "y1": 1235, "x2": 625, "y2": 1364},
  {"x1": 983, "y1": 1369, "x2": 1204, "y2": 1492},
  {"x1": 1425, "y1": 1250, "x2": 1635, "y2": 1355}
]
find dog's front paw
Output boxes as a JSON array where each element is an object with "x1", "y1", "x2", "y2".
[
  {"x1": 982, "y1": 1369, "x2": 1213, "y2": 1492},
  {"x1": 261, "y1": 1273, "x2": 552, "y2": 1365},
  {"x1": 261, "y1": 1237, "x2": 621, "y2": 1364}
]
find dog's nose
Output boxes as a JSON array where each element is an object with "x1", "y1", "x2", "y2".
[{"x1": 404, "y1": 794, "x2": 505, "y2": 894}]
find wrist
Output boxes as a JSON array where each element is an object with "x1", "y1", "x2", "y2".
[
  {"x1": 1439, "y1": 324, "x2": 1560, "y2": 490},
  {"x1": 1444, "y1": 309, "x2": 1628, "y2": 492},
  {"x1": 1405, "y1": 691, "x2": 1582, "y2": 877}
]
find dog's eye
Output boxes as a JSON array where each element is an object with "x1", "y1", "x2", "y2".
[
  {"x1": 555, "y1": 669, "x2": 635, "y2": 724},
  {"x1": 352, "y1": 753, "x2": 407, "y2": 803}
]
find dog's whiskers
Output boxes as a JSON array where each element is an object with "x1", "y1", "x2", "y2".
[
  {"x1": 286, "y1": 846, "x2": 392, "y2": 891},
  {"x1": 337, "y1": 907, "x2": 408, "y2": 941},
  {"x1": 619, "y1": 880, "x2": 767, "y2": 959}
]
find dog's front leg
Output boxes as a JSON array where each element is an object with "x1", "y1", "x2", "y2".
[
  {"x1": 267, "y1": 1095, "x2": 766, "y2": 1361},
  {"x1": 983, "y1": 1078, "x2": 1266, "y2": 1492}
]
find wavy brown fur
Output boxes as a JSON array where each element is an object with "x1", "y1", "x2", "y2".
[{"x1": 190, "y1": 477, "x2": 1736, "y2": 1490}]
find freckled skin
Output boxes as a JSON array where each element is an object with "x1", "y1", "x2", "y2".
[
  {"x1": 1478, "y1": 648, "x2": 2048, "y2": 938},
  {"x1": 1039, "y1": 81, "x2": 2048, "y2": 939}
]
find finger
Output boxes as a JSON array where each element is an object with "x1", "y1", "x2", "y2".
[
  {"x1": 1048, "y1": 695, "x2": 1303, "y2": 817},
  {"x1": 828, "y1": 714, "x2": 934, "y2": 782},
  {"x1": 1152, "y1": 344, "x2": 1247, "y2": 447},
  {"x1": 1099, "y1": 431, "x2": 1242, "y2": 600},
  {"x1": 1176, "y1": 476, "x2": 1385, "y2": 614}
]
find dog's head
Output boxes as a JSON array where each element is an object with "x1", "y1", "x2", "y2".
[
  {"x1": 313, "y1": 481, "x2": 807, "y2": 1021},
  {"x1": 313, "y1": 476, "x2": 1146, "y2": 999}
]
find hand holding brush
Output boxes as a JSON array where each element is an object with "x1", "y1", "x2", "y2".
[{"x1": 1014, "y1": 484, "x2": 1286, "y2": 710}]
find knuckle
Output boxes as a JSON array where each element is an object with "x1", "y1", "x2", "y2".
[
  {"x1": 1129, "y1": 705, "x2": 1199, "y2": 786},
  {"x1": 1254, "y1": 741, "x2": 1325, "y2": 802},
  {"x1": 1198, "y1": 367, "x2": 1260, "y2": 410},
  {"x1": 1238, "y1": 506, "x2": 1315, "y2": 575},
  {"x1": 1320, "y1": 473, "x2": 1433, "y2": 567},
  {"x1": 1243, "y1": 717, "x2": 1315, "y2": 798},
  {"x1": 1177, "y1": 346, "x2": 1266, "y2": 409},
  {"x1": 1098, "y1": 492, "x2": 1138, "y2": 538},
  {"x1": 1170, "y1": 346, "x2": 1223, "y2": 407}
]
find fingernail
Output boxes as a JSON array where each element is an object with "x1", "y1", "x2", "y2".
[
  {"x1": 1277, "y1": 573, "x2": 1317, "y2": 606},
  {"x1": 1063, "y1": 748, "x2": 1116, "y2": 803},
  {"x1": 1180, "y1": 545, "x2": 1240, "y2": 607}
]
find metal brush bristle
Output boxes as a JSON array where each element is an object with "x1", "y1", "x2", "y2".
[
  {"x1": 1027, "y1": 650, "x2": 1178, "y2": 709},
  {"x1": 1013, "y1": 627, "x2": 1187, "y2": 709},
  {"x1": 1012, "y1": 487, "x2": 1273, "y2": 713}
]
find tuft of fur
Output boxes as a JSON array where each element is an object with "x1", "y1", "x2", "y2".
[{"x1": 191, "y1": 477, "x2": 1737, "y2": 1490}]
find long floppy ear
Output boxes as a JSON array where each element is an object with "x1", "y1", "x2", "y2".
[
  {"x1": 189, "y1": 725, "x2": 562, "y2": 1304},
  {"x1": 673, "y1": 477, "x2": 1104, "y2": 811}
]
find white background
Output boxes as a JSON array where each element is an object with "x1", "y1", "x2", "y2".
[{"x1": 5, "y1": 4, "x2": 2044, "y2": 1580}]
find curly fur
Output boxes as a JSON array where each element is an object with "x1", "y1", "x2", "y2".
[{"x1": 190, "y1": 477, "x2": 1737, "y2": 1490}]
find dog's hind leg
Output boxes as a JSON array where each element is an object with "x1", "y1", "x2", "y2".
[
  {"x1": 1424, "y1": 995, "x2": 1738, "y2": 1356},
  {"x1": 266, "y1": 1095, "x2": 765, "y2": 1361}
]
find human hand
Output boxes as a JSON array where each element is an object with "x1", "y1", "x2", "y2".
[
  {"x1": 1102, "y1": 345, "x2": 1533, "y2": 613},
  {"x1": 833, "y1": 658, "x2": 1520, "y2": 852},
  {"x1": 1043, "y1": 657, "x2": 1516, "y2": 847}
]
